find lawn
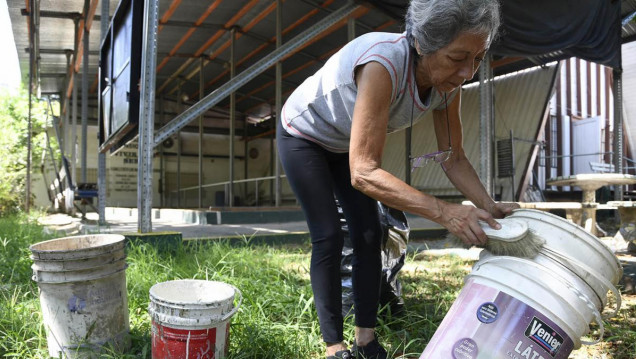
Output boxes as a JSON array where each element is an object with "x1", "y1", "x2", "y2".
[{"x1": 0, "y1": 213, "x2": 634, "y2": 358}]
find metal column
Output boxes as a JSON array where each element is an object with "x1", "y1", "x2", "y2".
[
  {"x1": 64, "y1": 51, "x2": 73, "y2": 212},
  {"x1": 159, "y1": 95, "x2": 165, "y2": 207},
  {"x1": 63, "y1": 51, "x2": 71, "y2": 157},
  {"x1": 26, "y1": 0, "x2": 34, "y2": 212},
  {"x1": 98, "y1": 0, "x2": 109, "y2": 225},
  {"x1": 137, "y1": 0, "x2": 159, "y2": 232},
  {"x1": 176, "y1": 81, "x2": 182, "y2": 208},
  {"x1": 80, "y1": 0, "x2": 89, "y2": 219},
  {"x1": 479, "y1": 54, "x2": 494, "y2": 197},
  {"x1": 274, "y1": 0, "x2": 282, "y2": 206},
  {"x1": 199, "y1": 57, "x2": 204, "y2": 208},
  {"x1": 70, "y1": 18, "x2": 79, "y2": 214},
  {"x1": 613, "y1": 67, "x2": 624, "y2": 200},
  {"x1": 229, "y1": 27, "x2": 236, "y2": 207}
]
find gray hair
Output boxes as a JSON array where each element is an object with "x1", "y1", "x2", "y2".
[{"x1": 405, "y1": 0, "x2": 501, "y2": 54}]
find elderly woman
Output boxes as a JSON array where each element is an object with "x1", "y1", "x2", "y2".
[{"x1": 277, "y1": 0, "x2": 517, "y2": 358}]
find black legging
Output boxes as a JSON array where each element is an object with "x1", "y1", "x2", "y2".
[{"x1": 277, "y1": 123, "x2": 383, "y2": 343}]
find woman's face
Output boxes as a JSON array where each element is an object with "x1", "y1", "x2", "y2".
[{"x1": 417, "y1": 32, "x2": 489, "y2": 93}]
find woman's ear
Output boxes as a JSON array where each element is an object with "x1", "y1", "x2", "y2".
[{"x1": 413, "y1": 38, "x2": 423, "y2": 56}]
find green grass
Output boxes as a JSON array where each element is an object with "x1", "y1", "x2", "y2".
[{"x1": 1, "y1": 213, "x2": 635, "y2": 358}]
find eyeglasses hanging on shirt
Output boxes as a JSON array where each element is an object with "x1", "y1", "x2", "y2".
[{"x1": 408, "y1": 91, "x2": 453, "y2": 172}]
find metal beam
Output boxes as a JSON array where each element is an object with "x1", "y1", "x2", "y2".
[
  {"x1": 138, "y1": 0, "x2": 159, "y2": 232},
  {"x1": 29, "y1": 48, "x2": 98, "y2": 56},
  {"x1": 198, "y1": 57, "x2": 204, "y2": 208},
  {"x1": 229, "y1": 27, "x2": 236, "y2": 207},
  {"x1": 479, "y1": 54, "x2": 494, "y2": 197},
  {"x1": 40, "y1": 73, "x2": 67, "y2": 78},
  {"x1": 98, "y1": 0, "x2": 109, "y2": 226},
  {"x1": 274, "y1": 0, "x2": 282, "y2": 207},
  {"x1": 80, "y1": 0, "x2": 89, "y2": 219},
  {"x1": 613, "y1": 67, "x2": 624, "y2": 199},
  {"x1": 154, "y1": 1, "x2": 359, "y2": 147},
  {"x1": 21, "y1": 9, "x2": 81, "y2": 20}
]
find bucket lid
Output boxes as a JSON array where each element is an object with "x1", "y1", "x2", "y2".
[
  {"x1": 149, "y1": 279, "x2": 235, "y2": 307},
  {"x1": 29, "y1": 234, "x2": 126, "y2": 261},
  {"x1": 482, "y1": 218, "x2": 528, "y2": 242}
]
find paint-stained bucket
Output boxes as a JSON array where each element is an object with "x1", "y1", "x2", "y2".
[
  {"x1": 29, "y1": 234, "x2": 130, "y2": 358},
  {"x1": 149, "y1": 279, "x2": 242, "y2": 359},
  {"x1": 420, "y1": 210, "x2": 622, "y2": 359}
]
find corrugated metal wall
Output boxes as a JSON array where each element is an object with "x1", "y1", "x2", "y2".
[
  {"x1": 537, "y1": 56, "x2": 625, "y2": 196},
  {"x1": 382, "y1": 64, "x2": 558, "y2": 201}
]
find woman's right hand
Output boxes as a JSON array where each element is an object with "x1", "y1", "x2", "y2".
[{"x1": 438, "y1": 201, "x2": 501, "y2": 246}]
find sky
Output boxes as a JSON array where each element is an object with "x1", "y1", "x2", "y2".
[{"x1": 0, "y1": 0, "x2": 22, "y2": 92}]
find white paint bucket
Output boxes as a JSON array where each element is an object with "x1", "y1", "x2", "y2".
[
  {"x1": 420, "y1": 210, "x2": 622, "y2": 359},
  {"x1": 29, "y1": 234, "x2": 130, "y2": 358},
  {"x1": 509, "y1": 209, "x2": 623, "y2": 285},
  {"x1": 148, "y1": 279, "x2": 242, "y2": 359}
]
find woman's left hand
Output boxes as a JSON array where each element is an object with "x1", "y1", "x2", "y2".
[{"x1": 487, "y1": 202, "x2": 520, "y2": 219}]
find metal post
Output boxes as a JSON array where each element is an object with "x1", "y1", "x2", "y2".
[
  {"x1": 199, "y1": 57, "x2": 204, "y2": 208},
  {"x1": 255, "y1": 179, "x2": 259, "y2": 206},
  {"x1": 70, "y1": 18, "x2": 79, "y2": 214},
  {"x1": 159, "y1": 94, "x2": 165, "y2": 207},
  {"x1": 98, "y1": 0, "x2": 109, "y2": 225},
  {"x1": 229, "y1": 27, "x2": 236, "y2": 207},
  {"x1": 613, "y1": 67, "x2": 624, "y2": 200},
  {"x1": 80, "y1": 0, "x2": 89, "y2": 219},
  {"x1": 137, "y1": 0, "x2": 159, "y2": 232},
  {"x1": 479, "y1": 54, "x2": 494, "y2": 197},
  {"x1": 26, "y1": 1, "x2": 34, "y2": 212},
  {"x1": 63, "y1": 51, "x2": 71, "y2": 157},
  {"x1": 177, "y1": 81, "x2": 182, "y2": 208},
  {"x1": 509, "y1": 130, "x2": 516, "y2": 201},
  {"x1": 244, "y1": 115, "x2": 248, "y2": 203},
  {"x1": 274, "y1": 0, "x2": 282, "y2": 207},
  {"x1": 347, "y1": 17, "x2": 355, "y2": 41}
]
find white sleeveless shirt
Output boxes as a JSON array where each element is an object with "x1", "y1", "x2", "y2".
[{"x1": 281, "y1": 32, "x2": 458, "y2": 153}]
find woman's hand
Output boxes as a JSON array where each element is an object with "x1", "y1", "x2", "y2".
[
  {"x1": 486, "y1": 202, "x2": 520, "y2": 219},
  {"x1": 438, "y1": 201, "x2": 501, "y2": 246}
]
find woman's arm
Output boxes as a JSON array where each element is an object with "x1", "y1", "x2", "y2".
[
  {"x1": 433, "y1": 91, "x2": 518, "y2": 218},
  {"x1": 349, "y1": 62, "x2": 500, "y2": 245}
]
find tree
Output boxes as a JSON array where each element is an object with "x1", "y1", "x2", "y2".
[{"x1": 0, "y1": 88, "x2": 52, "y2": 215}]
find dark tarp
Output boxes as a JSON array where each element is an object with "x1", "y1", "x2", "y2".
[
  {"x1": 362, "y1": 0, "x2": 623, "y2": 69},
  {"x1": 491, "y1": 0, "x2": 622, "y2": 69}
]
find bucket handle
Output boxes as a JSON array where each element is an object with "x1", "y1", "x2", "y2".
[
  {"x1": 221, "y1": 284, "x2": 243, "y2": 322},
  {"x1": 541, "y1": 246, "x2": 622, "y2": 320},
  {"x1": 565, "y1": 280, "x2": 605, "y2": 346},
  {"x1": 476, "y1": 256, "x2": 605, "y2": 346}
]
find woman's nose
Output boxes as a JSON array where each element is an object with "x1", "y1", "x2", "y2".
[{"x1": 458, "y1": 61, "x2": 476, "y2": 81}]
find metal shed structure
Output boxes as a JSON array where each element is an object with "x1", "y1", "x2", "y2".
[{"x1": 7, "y1": 0, "x2": 636, "y2": 232}]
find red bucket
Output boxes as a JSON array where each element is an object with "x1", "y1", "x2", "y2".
[
  {"x1": 149, "y1": 280, "x2": 241, "y2": 359},
  {"x1": 151, "y1": 321, "x2": 231, "y2": 358}
]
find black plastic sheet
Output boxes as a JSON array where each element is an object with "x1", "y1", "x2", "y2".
[{"x1": 340, "y1": 201, "x2": 409, "y2": 317}]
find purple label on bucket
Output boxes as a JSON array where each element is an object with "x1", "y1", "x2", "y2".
[
  {"x1": 476, "y1": 302, "x2": 498, "y2": 324},
  {"x1": 68, "y1": 296, "x2": 86, "y2": 313},
  {"x1": 452, "y1": 338, "x2": 478, "y2": 359},
  {"x1": 420, "y1": 279, "x2": 575, "y2": 359}
]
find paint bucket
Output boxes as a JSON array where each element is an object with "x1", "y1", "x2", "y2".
[
  {"x1": 149, "y1": 279, "x2": 242, "y2": 359},
  {"x1": 29, "y1": 234, "x2": 130, "y2": 358},
  {"x1": 509, "y1": 209, "x2": 623, "y2": 285},
  {"x1": 420, "y1": 211, "x2": 622, "y2": 359}
]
